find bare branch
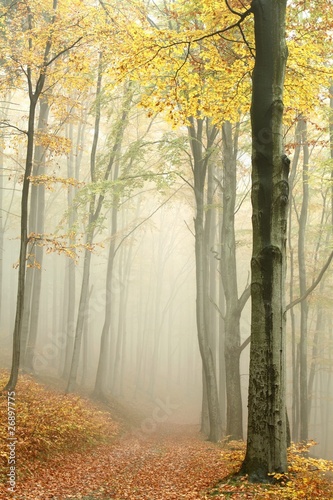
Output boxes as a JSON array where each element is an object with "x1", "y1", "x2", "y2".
[
  {"x1": 286, "y1": 251, "x2": 333, "y2": 311},
  {"x1": 240, "y1": 334, "x2": 250, "y2": 353},
  {"x1": 114, "y1": 184, "x2": 185, "y2": 257},
  {"x1": 0, "y1": 121, "x2": 27, "y2": 135}
]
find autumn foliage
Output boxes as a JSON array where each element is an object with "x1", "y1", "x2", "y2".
[
  {"x1": 0, "y1": 371, "x2": 119, "y2": 487},
  {"x1": 0, "y1": 372, "x2": 332, "y2": 499}
]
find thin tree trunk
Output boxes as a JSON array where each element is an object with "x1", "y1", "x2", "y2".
[
  {"x1": 221, "y1": 121, "x2": 243, "y2": 440},
  {"x1": 24, "y1": 99, "x2": 49, "y2": 372},
  {"x1": 94, "y1": 163, "x2": 120, "y2": 398},
  {"x1": 66, "y1": 54, "x2": 103, "y2": 393},
  {"x1": 4, "y1": 92, "x2": 39, "y2": 391},
  {"x1": 288, "y1": 119, "x2": 301, "y2": 442},
  {"x1": 298, "y1": 116, "x2": 309, "y2": 442},
  {"x1": 190, "y1": 117, "x2": 221, "y2": 442}
]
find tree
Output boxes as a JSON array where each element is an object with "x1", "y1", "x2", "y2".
[
  {"x1": 93, "y1": 86, "x2": 133, "y2": 398},
  {"x1": 2, "y1": 0, "x2": 84, "y2": 391},
  {"x1": 189, "y1": 117, "x2": 221, "y2": 441},
  {"x1": 220, "y1": 120, "x2": 250, "y2": 441},
  {"x1": 241, "y1": 0, "x2": 289, "y2": 480}
]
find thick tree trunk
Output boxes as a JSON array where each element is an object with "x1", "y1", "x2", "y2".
[{"x1": 242, "y1": 0, "x2": 289, "y2": 480}]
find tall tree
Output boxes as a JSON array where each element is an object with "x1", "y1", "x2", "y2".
[
  {"x1": 220, "y1": 120, "x2": 250, "y2": 441},
  {"x1": 190, "y1": 117, "x2": 221, "y2": 442},
  {"x1": 67, "y1": 76, "x2": 133, "y2": 394},
  {"x1": 241, "y1": 0, "x2": 289, "y2": 480},
  {"x1": 3, "y1": 0, "x2": 84, "y2": 391},
  {"x1": 22, "y1": 98, "x2": 49, "y2": 372},
  {"x1": 297, "y1": 116, "x2": 309, "y2": 442}
]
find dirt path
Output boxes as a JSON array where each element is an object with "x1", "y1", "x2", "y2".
[{"x1": 9, "y1": 424, "x2": 232, "y2": 500}]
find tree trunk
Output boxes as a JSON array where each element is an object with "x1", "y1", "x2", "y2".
[
  {"x1": 288, "y1": 119, "x2": 301, "y2": 442},
  {"x1": 242, "y1": 0, "x2": 289, "y2": 480},
  {"x1": 190, "y1": 117, "x2": 221, "y2": 442},
  {"x1": 221, "y1": 121, "x2": 243, "y2": 440},
  {"x1": 63, "y1": 117, "x2": 86, "y2": 378},
  {"x1": 23, "y1": 98, "x2": 49, "y2": 372},
  {"x1": 4, "y1": 93, "x2": 38, "y2": 391},
  {"x1": 93, "y1": 87, "x2": 132, "y2": 398},
  {"x1": 66, "y1": 55, "x2": 103, "y2": 393},
  {"x1": 298, "y1": 116, "x2": 309, "y2": 442},
  {"x1": 93, "y1": 163, "x2": 120, "y2": 398}
]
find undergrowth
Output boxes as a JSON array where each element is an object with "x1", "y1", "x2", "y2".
[
  {"x1": 0, "y1": 370, "x2": 119, "y2": 483},
  {"x1": 213, "y1": 440, "x2": 333, "y2": 498}
]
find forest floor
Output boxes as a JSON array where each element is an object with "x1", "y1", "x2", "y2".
[{"x1": 1, "y1": 371, "x2": 333, "y2": 499}]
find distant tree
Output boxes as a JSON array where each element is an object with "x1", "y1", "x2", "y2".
[
  {"x1": 189, "y1": 117, "x2": 221, "y2": 441},
  {"x1": 220, "y1": 120, "x2": 250, "y2": 441},
  {"x1": 21, "y1": 98, "x2": 50, "y2": 372}
]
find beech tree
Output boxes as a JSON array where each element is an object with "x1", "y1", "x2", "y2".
[
  {"x1": 241, "y1": 0, "x2": 289, "y2": 480},
  {"x1": 2, "y1": 0, "x2": 85, "y2": 391}
]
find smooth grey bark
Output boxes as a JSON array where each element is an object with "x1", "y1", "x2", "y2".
[
  {"x1": 0, "y1": 142, "x2": 3, "y2": 329},
  {"x1": 218, "y1": 271, "x2": 226, "y2": 432},
  {"x1": 63, "y1": 122, "x2": 76, "y2": 378},
  {"x1": 297, "y1": 116, "x2": 309, "y2": 442},
  {"x1": 0, "y1": 98, "x2": 11, "y2": 330},
  {"x1": 67, "y1": 79, "x2": 132, "y2": 394},
  {"x1": 4, "y1": 96, "x2": 40, "y2": 390},
  {"x1": 112, "y1": 242, "x2": 131, "y2": 396},
  {"x1": 241, "y1": 0, "x2": 289, "y2": 480},
  {"x1": 220, "y1": 121, "x2": 244, "y2": 441},
  {"x1": 3, "y1": 21, "x2": 53, "y2": 390},
  {"x1": 91, "y1": 87, "x2": 132, "y2": 398},
  {"x1": 3, "y1": 0, "x2": 83, "y2": 391},
  {"x1": 93, "y1": 160, "x2": 120, "y2": 398},
  {"x1": 307, "y1": 280, "x2": 325, "y2": 425},
  {"x1": 190, "y1": 117, "x2": 221, "y2": 442},
  {"x1": 63, "y1": 114, "x2": 86, "y2": 378},
  {"x1": 307, "y1": 199, "x2": 331, "y2": 428},
  {"x1": 66, "y1": 54, "x2": 103, "y2": 393},
  {"x1": 330, "y1": 82, "x2": 333, "y2": 228},
  {"x1": 287, "y1": 118, "x2": 301, "y2": 442},
  {"x1": 201, "y1": 160, "x2": 219, "y2": 437},
  {"x1": 23, "y1": 99, "x2": 49, "y2": 372}
]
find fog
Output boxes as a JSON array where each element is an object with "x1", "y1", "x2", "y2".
[{"x1": 1, "y1": 85, "x2": 333, "y2": 465}]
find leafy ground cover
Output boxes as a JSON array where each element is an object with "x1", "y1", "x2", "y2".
[{"x1": 0, "y1": 371, "x2": 332, "y2": 499}]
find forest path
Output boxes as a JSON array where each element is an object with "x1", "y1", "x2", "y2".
[{"x1": 12, "y1": 422, "x2": 236, "y2": 500}]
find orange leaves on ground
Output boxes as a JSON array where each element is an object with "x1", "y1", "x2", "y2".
[
  {"x1": 0, "y1": 371, "x2": 119, "y2": 489},
  {"x1": 1, "y1": 373, "x2": 333, "y2": 499}
]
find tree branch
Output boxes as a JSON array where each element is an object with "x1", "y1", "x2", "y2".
[
  {"x1": 240, "y1": 252, "x2": 333, "y2": 352},
  {"x1": 286, "y1": 250, "x2": 333, "y2": 311},
  {"x1": 240, "y1": 334, "x2": 250, "y2": 353}
]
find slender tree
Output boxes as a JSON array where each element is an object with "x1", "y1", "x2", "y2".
[
  {"x1": 190, "y1": 117, "x2": 221, "y2": 442},
  {"x1": 220, "y1": 121, "x2": 250, "y2": 441},
  {"x1": 3, "y1": 0, "x2": 83, "y2": 391}
]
